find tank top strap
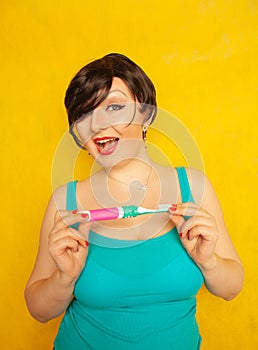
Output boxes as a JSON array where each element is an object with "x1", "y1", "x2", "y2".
[
  {"x1": 66, "y1": 181, "x2": 80, "y2": 230},
  {"x1": 175, "y1": 167, "x2": 194, "y2": 203},
  {"x1": 66, "y1": 180, "x2": 78, "y2": 210}
]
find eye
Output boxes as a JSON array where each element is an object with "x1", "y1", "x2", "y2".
[{"x1": 105, "y1": 104, "x2": 126, "y2": 112}]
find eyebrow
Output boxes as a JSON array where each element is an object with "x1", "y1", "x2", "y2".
[{"x1": 107, "y1": 89, "x2": 128, "y2": 98}]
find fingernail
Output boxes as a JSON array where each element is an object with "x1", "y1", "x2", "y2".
[
  {"x1": 85, "y1": 241, "x2": 89, "y2": 247},
  {"x1": 180, "y1": 232, "x2": 183, "y2": 237},
  {"x1": 72, "y1": 209, "x2": 78, "y2": 214},
  {"x1": 81, "y1": 213, "x2": 88, "y2": 218},
  {"x1": 170, "y1": 206, "x2": 177, "y2": 211}
]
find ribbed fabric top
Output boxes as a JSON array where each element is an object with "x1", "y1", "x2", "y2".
[{"x1": 54, "y1": 167, "x2": 203, "y2": 349}]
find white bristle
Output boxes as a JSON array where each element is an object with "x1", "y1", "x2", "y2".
[
  {"x1": 157, "y1": 204, "x2": 171, "y2": 211},
  {"x1": 137, "y1": 204, "x2": 171, "y2": 215}
]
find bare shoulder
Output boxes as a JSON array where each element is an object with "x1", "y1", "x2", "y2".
[
  {"x1": 185, "y1": 168, "x2": 231, "y2": 238},
  {"x1": 185, "y1": 167, "x2": 218, "y2": 207},
  {"x1": 40, "y1": 183, "x2": 70, "y2": 245},
  {"x1": 51, "y1": 183, "x2": 70, "y2": 210},
  {"x1": 48, "y1": 178, "x2": 87, "y2": 211},
  {"x1": 40, "y1": 184, "x2": 67, "y2": 235},
  {"x1": 152, "y1": 162, "x2": 176, "y2": 179}
]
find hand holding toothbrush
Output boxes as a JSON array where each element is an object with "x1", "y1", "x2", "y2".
[
  {"x1": 48, "y1": 203, "x2": 171, "y2": 281},
  {"x1": 48, "y1": 210, "x2": 90, "y2": 283},
  {"x1": 169, "y1": 202, "x2": 219, "y2": 270}
]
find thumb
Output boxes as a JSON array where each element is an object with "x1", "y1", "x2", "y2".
[
  {"x1": 170, "y1": 214, "x2": 186, "y2": 234},
  {"x1": 77, "y1": 222, "x2": 91, "y2": 240}
]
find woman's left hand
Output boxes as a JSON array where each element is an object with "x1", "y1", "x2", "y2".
[{"x1": 169, "y1": 202, "x2": 219, "y2": 269}]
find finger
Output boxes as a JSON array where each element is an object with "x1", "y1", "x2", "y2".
[
  {"x1": 54, "y1": 209, "x2": 65, "y2": 224},
  {"x1": 188, "y1": 225, "x2": 219, "y2": 241},
  {"x1": 52, "y1": 210, "x2": 90, "y2": 232},
  {"x1": 53, "y1": 210, "x2": 75, "y2": 230},
  {"x1": 168, "y1": 213, "x2": 185, "y2": 234},
  {"x1": 187, "y1": 226, "x2": 207, "y2": 241},
  {"x1": 77, "y1": 222, "x2": 91, "y2": 238},
  {"x1": 49, "y1": 227, "x2": 88, "y2": 248},
  {"x1": 70, "y1": 227, "x2": 89, "y2": 243},
  {"x1": 181, "y1": 225, "x2": 218, "y2": 245},
  {"x1": 180, "y1": 216, "x2": 215, "y2": 237},
  {"x1": 170, "y1": 203, "x2": 210, "y2": 218},
  {"x1": 180, "y1": 214, "x2": 213, "y2": 229},
  {"x1": 49, "y1": 235, "x2": 82, "y2": 255}
]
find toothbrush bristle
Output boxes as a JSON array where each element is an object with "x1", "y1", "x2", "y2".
[{"x1": 157, "y1": 204, "x2": 171, "y2": 211}]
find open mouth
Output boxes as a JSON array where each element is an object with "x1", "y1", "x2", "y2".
[{"x1": 94, "y1": 137, "x2": 119, "y2": 155}]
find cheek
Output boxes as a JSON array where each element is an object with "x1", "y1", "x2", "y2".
[
  {"x1": 84, "y1": 141, "x2": 97, "y2": 155},
  {"x1": 113, "y1": 125, "x2": 143, "y2": 139}
]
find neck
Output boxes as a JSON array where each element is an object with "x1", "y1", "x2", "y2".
[
  {"x1": 106, "y1": 157, "x2": 152, "y2": 183},
  {"x1": 97, "y1": 154, "x2": 156, "y2": 205}
]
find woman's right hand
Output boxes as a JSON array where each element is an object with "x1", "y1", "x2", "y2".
[{"x1": 48, "y1": 210, "x2": 90, "y2": 284}]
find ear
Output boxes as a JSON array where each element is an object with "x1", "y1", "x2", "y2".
[
  {"x1": 142, "y1": 114, "x2": 152, "y2": 130},
  {"x1": 143, "y1": 103, "x2": 156, "y2": 126},
  {"x1": 142, "y1": 118, "x2": 151, "y2": 140}
]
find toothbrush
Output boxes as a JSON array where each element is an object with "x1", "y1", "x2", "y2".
[{"x1": 78, "y1": 204, "x2": 171, "y2": 222}]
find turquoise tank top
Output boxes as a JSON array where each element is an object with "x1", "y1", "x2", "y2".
[{"x1": 54, "y1": 167, "x2": 203, "y2": 349}]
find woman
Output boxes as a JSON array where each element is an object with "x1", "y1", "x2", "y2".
[{"x1": 25, "y1": 53, "x2": 244, "y2": 349}]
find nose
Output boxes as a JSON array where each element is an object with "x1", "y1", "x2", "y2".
[{"x1": 90, "y1": 107, "x2": 111, "y2": 133}]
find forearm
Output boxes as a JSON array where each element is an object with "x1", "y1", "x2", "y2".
[
  {"x1": 25, "y1": 270, "x2": 76, "y2": 323},
  {"x1": 198, "y1": 255, "x2": 244, "y2": 301}
]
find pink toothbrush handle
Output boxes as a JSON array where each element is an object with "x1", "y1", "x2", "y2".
[{"x1": 86, "y1": 207, "x2": 123, "y2": 222}]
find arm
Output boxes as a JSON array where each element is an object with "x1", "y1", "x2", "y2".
[
  {"x1": 24, "y1": 186, "x2": 90, "y2": 323},
  {"x1": 169, "y1": 168, "x2": 244, "y2": 301}
]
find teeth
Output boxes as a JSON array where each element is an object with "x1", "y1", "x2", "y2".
[
  {"x1": 95, "y1": 137, "x2": 119, "y2": 150},
  {"x1": 97, "y1": 139, "x2": 113, "y2": 144},
  {"x1": 96, "y1": 138, "x2": 118, "y2": 145}
]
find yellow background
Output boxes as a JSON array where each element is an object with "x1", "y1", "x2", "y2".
[{"x1": 1, "y1": 1, "x2": 257, "y2": 349}]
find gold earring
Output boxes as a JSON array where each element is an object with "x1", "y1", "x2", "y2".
[{"x1": 142, "y1": 126, "x2": 148, "y2": 143}]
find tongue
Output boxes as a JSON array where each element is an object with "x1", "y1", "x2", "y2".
[{"x1": 99, "y1": 139, "x2": 118, "y2": 155}]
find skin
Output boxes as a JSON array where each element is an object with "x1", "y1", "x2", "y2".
[
  {"x1": 25, "y1": 77, "x2": 244, "y2": 323},
  {"x1": 168, "y1": 175, "x2": 244, "y2": 300}
]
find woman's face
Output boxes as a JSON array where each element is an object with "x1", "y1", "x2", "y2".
[{"x1": 75, "y1": 77, "x2": 148, "y2": 165}]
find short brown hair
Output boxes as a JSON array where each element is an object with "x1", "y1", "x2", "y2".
[{"x1": 65, "y1": 53, "x2": 157, "y2": 128}]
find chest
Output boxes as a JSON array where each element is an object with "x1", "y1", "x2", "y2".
[
  {"x1": 74, "y1": 230, "x2": 204, "y2": 309},
  {"x1": 77, "y1": 174, "x2": 177, "y2": 240}
]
